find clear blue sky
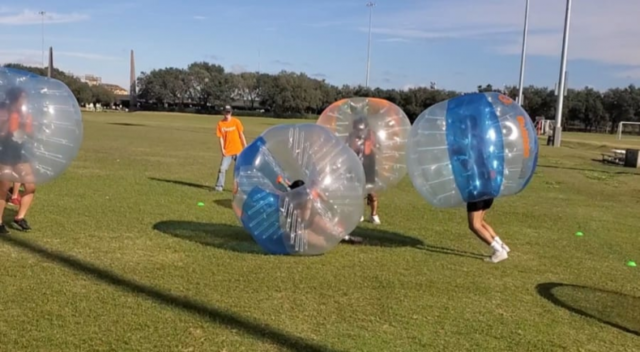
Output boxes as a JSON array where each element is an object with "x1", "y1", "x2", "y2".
[{"x1": 1, "y1": 0, "x2": 639, "y2": 92}]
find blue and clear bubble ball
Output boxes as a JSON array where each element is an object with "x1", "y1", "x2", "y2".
[
  {"x1": 407, "y1": 92, "x2": 538, "y2": 208},
  {"x1": 233, "y1": 123, "x2": 366, "y2": 256}
]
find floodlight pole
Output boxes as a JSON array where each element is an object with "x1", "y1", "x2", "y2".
[
  {"x1": 552, "y1": 0, "x2": 572, "y2": 147},
  {"x1": 39, "y1": 10, "x2": 46, "y2": 68},
  {"x1": 365, "y1": 2, "x2": 375, "y2": 88},
  {"x1": 517, "y1": 0, "x2": 529, "y2": 105}
]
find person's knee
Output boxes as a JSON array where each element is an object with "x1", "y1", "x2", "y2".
[
  {"x1": 467, "y1": 215, "x2": 483, "y2": 232},
  {"x1": 366, "y1": 193, "x2": 377, "y2": 205},
  {"x1": 220, "y1": 158, "x2": 232, "y2": 171},
  {"x1": 0, "y1": 181, "x2": 11, "y2": 194},
  {"x1": 468, "y1": 222, "x2": 483, "y2": 233},
  {"x1": 23, "y1": 183, "x2": 36, "y2": 194}
]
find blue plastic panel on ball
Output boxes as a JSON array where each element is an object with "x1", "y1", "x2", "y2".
[
  {"x1": 233, "y1": 123, "x2": 366, "y2": 255},
  {"x1": 240, "y1": 186, "x2": 288, "y2": 255},
  {"x1": 234, "y1": 136, "x2": 266, "y2": 176},
  {"x1": 0, "y1": 67, "x2": 83, "y2": 184},
  {"x1": 445, "y1": 93, "x2": 504, "y2": 202}
]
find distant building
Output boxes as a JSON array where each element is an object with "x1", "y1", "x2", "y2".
[
  {"x1": 81, "y1": 74, "x2": 102, "y2": 86},
  {"x1": 101, "y1": 83, "x2": 128, "y2": 95}
]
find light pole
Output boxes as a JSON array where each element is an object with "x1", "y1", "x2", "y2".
[
  {"x1": 517, "y1": 0, "x2": 529, "y2": 105},
  {"x1": 38, "y1": 10, "x2": 46, "y2": 68},
  {"x1": 552, "y1": 0, "x2": 572, "y2": 147},
  {"x1": 365, "y1": 2, "x2": 375, "y2": 88}
]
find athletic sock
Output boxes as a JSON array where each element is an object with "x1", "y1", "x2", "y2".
[
  {"x1": 494, "y1": 237, "x2": 504, "y2": 246},
  {"x1": 490, "y1": 241, "x2": 503, "y2": 253}
]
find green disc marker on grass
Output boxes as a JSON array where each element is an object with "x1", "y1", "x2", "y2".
[
  {"x1": 575, "y1": 231, "x2": 584, "y2": 237},
  {"x1": 197, "y1": 202, "x2": 204, "y2": 207},
  {"x1": 627, "y1": 261, "x2": 637, "y2": 267}
]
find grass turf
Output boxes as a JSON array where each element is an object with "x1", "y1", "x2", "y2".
[{"x1": 0, "y1": 111, "x2": 638, "y2": 351}]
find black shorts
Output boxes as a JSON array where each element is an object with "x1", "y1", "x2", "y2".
[
  {"x1": 0, "y1": 138, "x2": 28, "y2": 166},
  {"x1": 362, "y1": 154, "x2": 376, "y2": 186},
  {"x1": 466, "y1": 198, "x2": 494, "y2": 213}
]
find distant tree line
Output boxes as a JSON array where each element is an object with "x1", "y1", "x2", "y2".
[
  {"x1": 135, "y1": 62, "x2": 640, "y2": 133},
  {"x1": 2, "y1": 63, "x2": 117, "y2": 105},
  {"x1": 5, "y1": 61, "x2": 640, "y2": 133}
]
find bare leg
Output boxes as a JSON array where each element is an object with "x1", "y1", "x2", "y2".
[
  {"x1": 365, "y1": 193, "x2": 380, "y2": 224},
  {"x1": 0, "y1": 181, "x2": 11, "y2": 224},
  {"x1": 482, "y1": 220, "x2": 498, "y2": 240},
  {"x1": 467, "y1": 211, "x2": 494, "y2": 245},
  {"x1": 368, "y1": 194, "x2": 378, "y2": 217},
  {"x1": 469, "y1": 209, "x2": 508, "y2": 263},
  {"x1": 475, "y1": 210, "x2": 496, "y2": 240},
  {"x1": 11, "y1": 182, "x2": 20, "y2": 199},
  {"x1": 16, "y1": 183, "x2": 35, "y2": 220}
]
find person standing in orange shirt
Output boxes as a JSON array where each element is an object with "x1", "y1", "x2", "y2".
[{"x1": 214, "y1": 105, "x2": 247, "y2": 191}]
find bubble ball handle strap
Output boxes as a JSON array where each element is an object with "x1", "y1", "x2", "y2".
[
  {"x1": 276, "y1": 175, "x2": 291, "y2": 190},
  {"x1": 276, "y1": 175, "x2": 324, "y2": 201}
]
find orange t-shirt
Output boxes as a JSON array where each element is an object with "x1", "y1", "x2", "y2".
[
  {"x1": 9, "y1": 112, "x2": 33, "y2": 133},
  {"x1": 216, "y1": 117, "x2": 244, "y2": 156}
]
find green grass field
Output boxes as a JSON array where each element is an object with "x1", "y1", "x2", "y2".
[{"x1": 0, "y1": 111, "x2": 638, "y2": 351}]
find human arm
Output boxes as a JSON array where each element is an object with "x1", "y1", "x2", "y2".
[
  {"x1": 240, "y1": 132, "x2": 247, "y2": 148},
  {"x1": 237, "y1": 120, "x2": 247, "y2": 148},
  {"x1": 313, "y1": 188, "x2": 328, "y2": 202},
  {"x1": 25, "y1": 114, "x2": 34, "y2": 137},
  {"x1": 219, "y1": 137, "x2": 226, "y2": 156},
  {"x1": 216, "y1": 122, "x2": 226, "y2": 156},
  {"x1": 0, "y1": 108, "x2": 8, "y2": 136}
]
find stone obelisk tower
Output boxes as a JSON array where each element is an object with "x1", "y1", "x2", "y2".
[
  {"x1": 129, "y1": 49, "x2": 137, "y2": 112},
  {"x1": 47, "y1": 46, "x2": 53, "y2": 78}
]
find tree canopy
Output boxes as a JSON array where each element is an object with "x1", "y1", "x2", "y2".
[
  {"x1": 1, "y1": 63, "x2": 116, "y2": 105},
  {"x1": 136, "y1": 62, "x2": 640, "y2": 132}
]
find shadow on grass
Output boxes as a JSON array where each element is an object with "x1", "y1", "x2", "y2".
[
  {"x1": 353, "y1": 227, "x2": 485, "y2": 260},
  {"x1": 107, "y1": 122, "x2": 147, "y2": 127},
  {"x1": 153, "y1": 220, "x2": 263, "y2": 254},
  {"x1": 1, "y1": 207, "x2": 22, "y2": 232},
  {"x1": 536, "y1": 282, "x2": 640, "y2": 336},
  {"x1": 154, "y1": 220, "x2": 485, "y2": 260},
  {"x1": 148, "y1": 177, "x2": 214, "y2": 191},
  {"x1": 538, "y1": 163, "x2": 640, "y2": 176},
  {"x1": 0, "y1": 235, "x2": 340, "y2": 352},
  {"x1": 214, "y1": 199, "x2": 232, "y2": 209},
  {"x1": 3, "y1": 206, "x2": 17, "y2": 221}
]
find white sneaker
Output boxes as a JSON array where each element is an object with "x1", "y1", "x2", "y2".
[
  {"x1": 485, "y1": 250, "x2": 508, "y2": 263},
  {"x1": 502, "y1": 244, "x2": 510, "y2": 253},
  {"x1": 370, "y1": 215, "x2": 381, "y2": 225}
]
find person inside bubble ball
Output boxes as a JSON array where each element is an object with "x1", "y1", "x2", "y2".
[
  {"x1": 463, "y1": 117, "x2": 510, "y2": 263},
  {"x1": 346, "y1": 116, "x2": 381, "y2": 225},
  {"x1": 0, "y1": 86, "x2": 36, "y2": 232},
  {"x1": 282, "y1": 178, "x2": 363, "y2": 247}
]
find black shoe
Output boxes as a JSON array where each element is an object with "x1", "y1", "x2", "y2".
[
  {"x1": 13, "y1": 218, "x2": 31, "y2": 231},
  {"x1": 0, "y1": 224, "x2": 8, "y2": 234},
  {"x1": 342, "y1": 235, "x2": 364, "y2": 244}
]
